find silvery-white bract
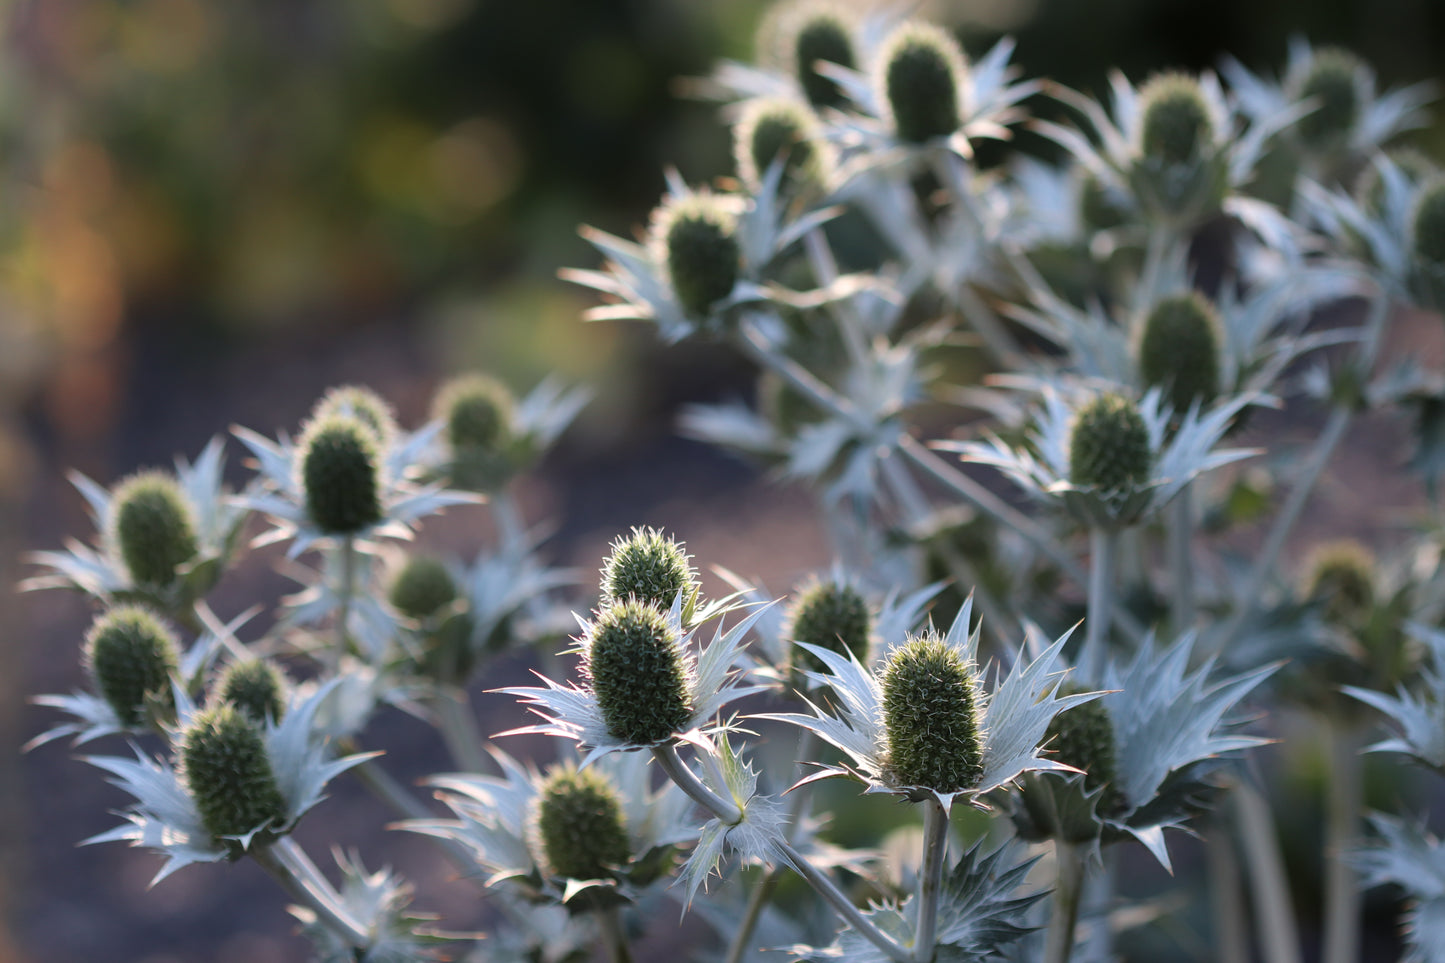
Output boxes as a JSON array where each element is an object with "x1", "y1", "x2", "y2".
[
  {"x1": 293, "y1": 850, "x2": 457, "y2": 963},
  {"x1": 1345, "y1": 623, "x2": 1445, "y2": 771},
  {"x1": 1354, "y1": 814, "x2": 1445, "y2": 963}
]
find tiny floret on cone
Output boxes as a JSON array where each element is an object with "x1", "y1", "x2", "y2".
[
  {"x1": 599, "y1": 526, "x2": 699, "y2": 612},
  {"x1": 532, "y1": 766, "x2": 631, "y2": 881},
  {"x1": 788, "y1": 578, "x2": 870, "y2": 672},
  {"x1": 310, "y1": 384, "x2": 398, "y2": 446},
  {"x1": 878, "y1": 22, "x2": 965, "y2": 145},
  {"x1": 389, "y1": 556, "x2": 459, "y2": 621},
  {"x1": 651, "y1": 194, "x2": 741, "y2": 320},
  {"x1": 882, "y1": 632, "x2": 984, "y2": 794},
  {"x1": 298, "y1": 414, "x2": 384, "y2": 535},
  {"x1": 791, "y1": 7, "x2": 855, "y2": 109},
  {"x1": 1295, "y1": 48, "x2": 1362, "y2": 150},
  {"x1": 1068, "y1": 392, "x2": 1152, "y2": 491},
  {"x1": 1045, "y1": 687, "x2": 1127, "y2": 817},
  {"x1": 1138, "y1": 73, "x2": 1214, "y2": 165},
  {"x1": 110, "y1": 472, "x2": 199, "y2": 587},
  {"x1": 180, "y1": 703, "x2": 287, "y2": 846},
  {"x1": 85, "y1": 606, "x2": 180, "y2": 728},
  {"x1": 585, "y1": 599, "x2": 694, "y2": 745},
  {"x1": 217, "y1": 659, "x2": 288, "y2": 724},
  {"x1": 1138, "y1": 293, "x2": 1223, "y2": 413}
]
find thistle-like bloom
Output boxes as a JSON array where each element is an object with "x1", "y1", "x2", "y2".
[
  {"x1": 760, "y1": 596, "x2": 1095, "y2": 812},
  {"x1": 599, "y1": 526, "x2": 700, "y2": 616},
  {"x1": 82, "y1": 682, "x2": 374, "y2": 882},
  {"x1": 215, "y1": 657, "x2": 289, "y2": 723},
  {"x1": 499, "y1": 594, "x2": 771, "y2": 767},
  {"x1": 733, "y1": 97, "x2": 831, "y2": 197},
  {"x1": 1355, "y1": 814, "x2": 1445, "y2": 963},
  {"x1": 84, "y1": 606, "x2": 181, "y2": 729},
  {"x1": 944, "y1": 384, "x2": 1255, "y2": 531},
  {"x1": 25, "y1": 438, "x2": 247, "y2": 612}
]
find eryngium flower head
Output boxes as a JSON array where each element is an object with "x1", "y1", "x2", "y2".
[
  {"x1": 734, "y1": 97, "x2": 824, "y2": 194},
  {"x1": 389, "y1": 556, "x2": 459, "y2": 621},
  {"x1": 1045, "y1": 689, "x2": 1126, "y2": 817},
  {"x1": 310, "y1": 385, "x2": 398, "y2": 447},
  {"x1": 585, "y1": 599, "x2": 694, "y2": 745},
  {"x1": 110, "y1": 472, "x2": 200, "y2": 587},
  {"x1": 788, "y1": 577, "x2": 871, "y2": 673},
  {"x1": 599, "y1": 526, "x2": 699, "y2": 614},
  {"x1": 1138, "y1": 293, "x2": 1223, "y2": 413},
  {"x1": 298, "y1": 414, "x2": 384, "y2": 535},
  {"x1": 651, "y1": 193, "x2": 741, "y2": 320},
  {"x1": 531, "y1": 766, "x2": 631, "y2": 881},
  {"x1": 881, "y1": 632, "x2": 983, "y2": 793},
  {"x1": 1295, "y1": 47, "x2": 1362, "y2": 151},
  {"x1": 180, "y1": 703, "x2": 287, "y2": 846},
  {"x1": 1412, "y1": 179, "x2": 1445, "y2": 305},
  {"x1": 1068, "y1": 392, "x2": 1152, "y2": 491},
  {"x1": 789, "y1": 6, "x2": 855, "y2": 109},
  {"x1": 877, "y1": 22, "x2": 966, "y2": 145},
  {"x1": 1139, "y1": 73, "x2": 1215, "y2": 166},
  {"x1": 217, "y1": 659, "x2": 288, "y2": 724},
  {"x1": 433, "y1": 373, "x2": 516, "y2": 490},
  {"x1": 1303, "y1": 539, "x2": 1376, "y2": 627},
  {"x1": 85, "y1": 606, "x2": 180, "y2": 728}
]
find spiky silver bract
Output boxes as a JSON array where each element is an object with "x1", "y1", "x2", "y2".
[
  {"x1": 1355, "y1": 814, "x2": 1445, "y2": 963},
  {"x1": 293, "y1": 850, "x2": 457, "y2": 963},
  {"x1": 1345, "y1": 623, "x2": 1445, "y2": 771}
]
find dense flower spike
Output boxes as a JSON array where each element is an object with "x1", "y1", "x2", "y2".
[
  {"x1": 1303, "y1": 539, "x2": 1376, "y2": 626},
  {"x1": 1138, "y1": 293, "x2": 1223, "y2": 412},
  {"x1": 878, "y1": 22, "x2": 965, "y2": 145},
  {"x1": 1138, "y1": 73, "x2": 1215, "y2": 165},
  {"x1": 1413, "y1": 181, "x2": 1445, "y2": 269},
  {"x1": 298, "y1": 414, "x2": 384, "y2": 535},
  {"x1": 599, "y1": 526, "x2": 699, "y2": 612},
  {"x1": 651, "y1": 193, "x2": 742, "y2": 320},
  {"x1": 389, "y1": 556, "x2": 459, "y2": 621},
  {"x1": 531, "y1": 766, "x2": 632, "y2": 881},
  {"x1": 311, "y1": 385, "x2": 399, "y2": 446},
  {"x1": 180, "y1": 703, "x2": 288, "y2": 845},
  {"x1": 85, "y1": 607, "x2": 180, "y2": 728},
  {"x1": 881, "y1": 632, "x2": 984, "y2": 793},
  {"x1": 790, "y1": 6, "x2": 854, "y2": 109},
  {"x1": 584, "y1": 599, "x2": 694, "y2": 745},
  {"x1": 1044, "y1": 689, "x2": 1127, "y2": 817},
  {"x1": 735, "y1": 97, "x2": 823, "y2": 193},
  {"x1": 1295, "y1": 47, "x2": 1362, "y2": 150},
  {"x1": 433, "y1": 373, "x2": 515, "y2": 490},
  {"x1": 787, "y1": 578, "x2": 871, "y2": 672},
  {"x1": 1068, "y1": 392, "x2": 1152, "y2": 491},
  {"x1": 217, "y1": 659, "x2": 288, "y2": 723},
  {"x1": 111, "y1": 472, "x2": 200, "y2": 587}
]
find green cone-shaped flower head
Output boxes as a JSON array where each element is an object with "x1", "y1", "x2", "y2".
[
  {"x1": 882, "y1": 631, "x2": 983, "y2": 794},
  {"x1": 217, "y1": 659, "x2": 288, "y2": 723},
  {"x1": 790, "y1": 7, "x2": 855, "y2": 109},
  {"x1": 85, "y1": 606, "x2": 180, "y2": 728},
  {"x1": 599, "y1": 526, "x2": 699, "y2": 612},
  {"x1": 1296, "y1": 48, "x2": 1361, "y2": 150},
  {"x1": 1413, "y1": 180, "x2": 1445, "y2": 268},
  {"x1": 532, "y1": 765, "x2": 631, "y2": 880},
  {"x1": 1303, "y1": 539, "x2": 1376, "y2": 627},
  {"x1": 878, "y1": 22, "x2": 965, "y2": 145},
  {"x1": 653, "y1": 194, "x2": 741, "y2": 320},
  {"x1": 110, "y1": 472, "x2": 200, "y2": 587},
  {"x1": 586, "y1": 599, "x2": 694, "y2": 745},
  {"x1": 432, "y1": 373, "x2": 516, "y2": 491},
  {"x1": 1045, "y1": 687, "x2": 1126, "y2": 817},
  {"x1": 788, "y1": 578, "x2": 871, "y2": 672},
  {"x1": 1138, "y1": 292, "x2": 1223, "y2": 412},
  {"x1": 180, "y1": 703, "x2": 287, "y2": 844},
  {"x1": 1068, "y1": 392, "x2": 1152, "y2": 491},
  {"x1": 389, "y1": 556, "x2": 459, "y2": 621},
  {"x1": 735, "y1": 98, "x2": 823, "y2": 193},
  {"x1": 311, "y1": 385, "x2": 398, "y2": 446},
  {"x1": 1139, "y1": 73, "x2": 1214, "y2": 166},
  {"x1": 298, "y1": 414, "x2": 384, "y2": 535}
]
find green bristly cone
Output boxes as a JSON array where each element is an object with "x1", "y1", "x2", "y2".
[
  {"x1": 218, "y1": 659, "x2": 288, "y2": 723},
  {"x1": 662, "y1": 199, "x2": 741, "y2": 319},
  {"x1": 882, "y1": 632, "x2": 983, "y2": 793},
  {"x1": 1303, "y1": 540, "x2": 1376, "y2": 627},
  {"x1": 1069, "y1": 392, "x2": 1152, "y2": 491},
  {"x1": 180, "y1": 703, "x2": 287, "y2": 845},
  {"x1": 310, "y1": 385, "x2": 398, "y2": 446},
  {"x1": 586, "y1": 599, "x2": 693, "y2": 745},
  {"x1": 85, "y1": 606, "x2": 180, "y2": 728},
  {"x1": 111, "y1": 472, "x2": 199, "y2": 587},
  {"x1": 1046, "y1": 690, "x2": 1127, "y2": 818},
  {"x1": 788, "y1": 579, "x2": 871, "y2": 672},
  {"x1": 1139, "y1": 73, "x2": 1214, "y2": 165},
  {"x1": 1296, "y1": 49, "x2": 1361, "y2": 150},
  {"x1": 794, "y1": 12, "x2": 854, "y2": 109},
  {"x1": 599, "y1": 526, "x2": 699, "y2": 612},
  {"x1": 738, "y1": 99, "x2": 819, "y2": 192},
  {"x1": 298, "y1": 414, "x2": 384, "y2": 534},
  {"x1": 533, "y1": 766, "x2": 631, "y2": 880},
  {"x1": 1413, "y1": 181, "x2": 1445, "y2": 267},
  {"x1": 389, "y1": 556, "x2": 459, "y2": 621},
  {"x1": 1138, "y1": 292, "x2": 1223, "y2": 413},
  {"x1": 882, "y1": 24, "x2": 962, "y2": 144}
]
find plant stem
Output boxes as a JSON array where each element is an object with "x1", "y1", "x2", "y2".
[
  {"x1": 253, "y1": 840, "x2": 369, "y2": 950},
  {"x1": 1235, "y1": 781, "x2": 1302, "y2": 963},
  {"x1": 1322, "y1": 720, "x2": 1363, "y2": 963},
  {"x1": 914, "y1": 798, "x2": 949, "y2": 963},
  {"x1": 333, "y1": 535, "x2": 357, "y2": 673},
  {"x1": 1167, "y1": 484, "x2": 1196, "y2": 632},
  {"x1": 652, "y1": 743, "x2": 742, "y2": 825},
  {"x1": 1043, "y1": 841, "x2": 1085, "y2": 963},
  {"x1": 1081, "y1": 528, "x2": 1117, "y2": 681},
  {"x1": 433, "y1": 688, "x2": 490, "y2": 774},
  {"x1": 597, "y1": 904, "x2": 634, "y2": 963},
  {"x1": 1206, "y1": 817, "x2": 1251, "y2": 963}
]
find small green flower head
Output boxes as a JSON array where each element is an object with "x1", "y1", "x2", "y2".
[
  {"x1": 652, "y1": 194, "x2": 741, "y2": 320},
  {"x1": 311, "y1": 385, "x2": 398, "y2": 446},
  {"x1": 1303, "y1": 539, "x2": 1376, "y2": 627},
  {"x1": 1045, "y1": 688, "x2": 1126, "y2": 817},
  {"x1": 180, "y1": 703, "x2": 287, "y2": 845},
  {"x1": 110, "y1": 472, "x2": 200, "y2": 587},
  {"x1": 878, "y1": 22, "x2": 965, "y2": 145},
  {"x1": 1138, "y1": 292, "x2": 1223, "y2": 413},
  {"x1": 881, "y1": 631, "x2": 984, "y2": 794},
  {"x1": 599, "y1": 526, "x2": 699, "y2": 612},
  {"x1": 388, "y1": 556, "x2": 459, "y2": 621},
  {"x1": 1412, "y1": 180, "x2": 1445, "y2": 269},
  {"x1": 217, "y1": 659, "x2": 288, "y2": 724},
  {"x1": 435, "y1": 374, "x2": 514, "y2": 452},
  {"x1": 791, "y1": 7, "x2": 855, "y2": 109},
  {"x1": 735, "y1": 98, "x2": 824, "y2": 193},
  {"x1": 298, "y1": 414, "x2": 384, "y2": 535},
  {"x1": 84, "y1": 606, "x2": 180, "y2": 728},
  {"x1": 531, "y1": 765, "x2": 631, "y2": 880},
  {"x1": 788, "y1": 578, "x2": 871, "y2": 673},
  {"x1": 585, "y1": 599, "x2": 694, "y2": 745},
  {"x1": 1295, "y1": 48, "x2": 1362, "y2": 150},
  {"x1": 1138, "y1": 73, "x2": 1215, "y2": 166},
  {"x1": 1068, "y1": 392, "x2": 1152, "y2": 492}
]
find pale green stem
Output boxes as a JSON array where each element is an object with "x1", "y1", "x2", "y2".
[
  {"x1": 350, "y1": 755, "x2": 433, "y2": 822},
  {"x1": 254, "y1": 839, "x2": 369, "y2": 950},
  {"x1": 491, "y1": 487, "x2": 526, "y2": 547},
  {"x1": 652, "y1": 743, "x2": 742, "y2": 825},
  {"x1": 803, "y1": 227, "x2": 871, "y2": 364},
  {"x1": 914, "y1": 798, "x2": 949, "y2": 963},
  {"x1": 597, "y1": 904, "x2": 634, "y2": 963},
  {"x1": 333, "y1": 535, "x2": 357, "y2": 673},
  {"x1": 1323, "y1": 721, "x2": 1363, "y2": 963},
  {"x1": 1235, "y1": 781, "x2": 1302, "y2": 963},
  {"x1": 1043, "y1": 841, "x2": 1086, "y2": 963},
  {"x1": 1081, "y1": 528, "x2": 1117, "y2": 682},
  {"x1": 1206, "y1": 818, "x2": 1251, "y2": 963},
  {"x1": 1168, "y1": 484, "x2": 1197, "y2": 632},
  {"x1": 433, "y1": 688, "x2": 490, "y2": 775}
]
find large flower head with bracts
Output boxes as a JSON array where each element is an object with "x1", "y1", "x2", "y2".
[
  {"x1": 25, "y1": 438, "x2": 248, "y2": 617},
  {"x1": 759, "y1": 596, "x2": 1097, "y2": 812},
  {"x1": 945, "y1": 384, "x2": 1256, "y2": 531}
]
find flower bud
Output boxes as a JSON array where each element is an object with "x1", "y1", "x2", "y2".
[
  {"x1": 878, "y1": 22, "x2": 965, "y2": 145},
  {"x1": 788, "y1": 578, "x2": 870, "y2": 672},
  {"x1": 735, "y1": 98, "x2": 824, "y2": 194},
  {"x1": 1412, "y1": 180, "x2": 1445, "y2": 307},
  {"x1": 882, "y1": 632, "x2": 983, "y2": 793},
  {"x1": 180, "y1": 703, "x2": 287, "y2": 845},
  {"x1": 432, "y1": 373, "x2": 516, "y2": 491},
  {"x1": 599, "y1": 526, "x2": 699, "y2": 612},
  {"x1": 310, "y1": 385, "x2": 397, "y2": 446},
  {"x1": 585, "y1": 599, "x2": 693, "y2": 745},
  {"x1": 298, "y1": 414, "x2": 384, "y2": 535},
  {"x1": 1138, "y1": 292, "x2": 1223, "y2": 413},
  {"x1": 111, "y1": 472, "x2": 200, "y2": 587},
  {"x1": 1045, "y1": 690, "x2": 1126, "y2": 817},
  {"x1": 1295, "y1": 48, "x2": 1361, "y2": 151},
  {"x1": 791, "y1": 8, "x2": 855, "y2": 109},
  {"x1": 1068, "y1": 392, "x2": 1152, "y2": 492},
  {"x1": 1303, "y1": 540, "x2": 1376, "y2": 627},
  {"x1": 1138, "y1": 73, "x2": 1214, "y2": 166},
  {"x1": 532, "y1": 766, "x2": 631, "y2": 880},
  {"x1": 217, "y1": 659, "x2": 288, "y2": 724},
  {"x1": 653, "y1": 194, "x2": 741, "y2": 320},
  {"x1": 85, "y1": 606, "x2": 180, "y2": 728},
  {"x1": 389, "y1": 556, "x2": 459, "y2": 621}
]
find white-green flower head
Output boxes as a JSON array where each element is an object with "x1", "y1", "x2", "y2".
[
  {"x1": 1137, "y1": 293, "x2": 1223, "y2": 414},
  {"x1": 1068, "y1": 391, "x2": 1151, "y2": 492},
  {"x1": 310, "y1": 384, "x2": 398, "y2": 448},
  {"x1": 389, "y1": 555, "x2": 459, "y2": 622},
  {"x1": 1133, "y1": 71, "x2": 1229, "y2": 221},
  {"x1": 1302, "y1": 539, "x2": 1376, "y2": 628},
  {"x1": 1292, "y1": 47, "x2": 1363, "y2": 152},
  {"x1": 109, "y1": 471, "x2": 200, "y2": 588},
  {"x1": 876, "y1": 21, "x2": 967, "y2": 146},
  {"x1": 585, "y1": 599, "x2": 694, "y2": 746},
  {"x1": 780, "y1": 2, "x2": 856, "y2": 110},
  {"x1": 734, "y1": 97, "x2": 828, "y2": 196},
  {"x1": 180, "y1": 702, "x2": 288, "y2": 853},
  {"x1": 1412, "y1": 179, "x2": 1445, "y2": 308},
  {"x1": 787, "y1": 576, "x2": 871, "y2": 675},
  {"x1": 531, "y1": 764, "x2": 632, "y2": 882},
  {"x1": 298, "y1": 413, "x2": 385, "y2": 536},
  {"x1": 881, "y1": 630, "x2": 984, "y2": 794},
  {"x1": 432, "y1": 373, "x2": 516, "y2": 491},
  {"x1": 216, "y1": 658, "x2": 289, "y2": 724},
  {"x1": 650, "y1": 191, "x2": 743, "y2": 322},
  {"x1": 599, "y1": 526, "x2": 700, "y2": 616},
  {"x1": 85, "y1": 606, "x2": 180, "y2": 729},
  {"x1": 1044, "y1": 684, "x2": 1126, "y2": 818}
]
